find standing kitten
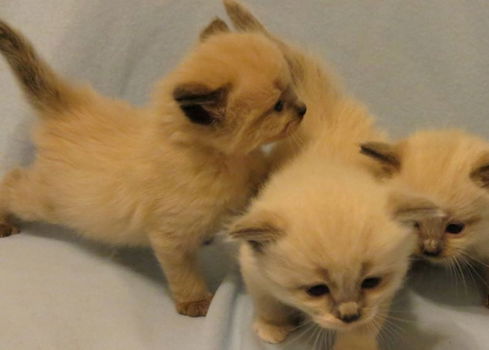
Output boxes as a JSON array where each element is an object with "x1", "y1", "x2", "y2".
[
  {"x1": 0, "y1": 19, "x2": 305, "y2": 316},
  {"x1": 360, "y1": 130, "x2": 489, "y2": 304},
  {"x1": 221, "y1": 1, "x2": 442, "y2": 348},
  {"x1": 229, "y1": 141, "x2": 440, "y2": 349}
]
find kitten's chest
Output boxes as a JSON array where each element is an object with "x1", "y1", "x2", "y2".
[{"x1": 149, "y1": 154, "x2": 260, "y2": 230}]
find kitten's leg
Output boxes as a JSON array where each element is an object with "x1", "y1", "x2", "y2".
[
  {"x1": 244, "y1": 272, "x2": 299, "y2": 343},
  {"x1": 0, "y1": 168, "x2": 39, "y2": 237},
  {"x1": 149, "y1": 232, "x2": 212, "y2": 317}
]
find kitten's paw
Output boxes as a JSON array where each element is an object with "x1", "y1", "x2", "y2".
[
  {"x1": 253, "y1": 318, "x2": 294, "y2": 344},
  {"x1": 176, "y1": 294, "x2": 213, "y2": 317},
  {"x1": 0, "y1": 223, "x2": 20, "y2": 238}
]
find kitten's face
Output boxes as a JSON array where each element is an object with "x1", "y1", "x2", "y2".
[
  {"x1": 231, "y1": 170, "x2": 437, "y2": 331},
  {"x1": 360, "y1": 130, "x2": 489, "y2": 264},
  {"x1": 161, "y1": 31, "x2": 305, "y2": 154},
  {"x1": 258, "y1": 232, "x2": 411, "y2": 331}
]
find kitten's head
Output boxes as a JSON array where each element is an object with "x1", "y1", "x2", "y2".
[
  {"x1": 230, "y1": 164, "x2": 439, "y2": 330},
  {"x1": 155, "y1": 22, "x2": 305, "y2": 154},
  {"x1": 360, "y1": 130, "x2": 489, "y2": 264}
]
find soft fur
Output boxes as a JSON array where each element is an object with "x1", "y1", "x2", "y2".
[
  {"x1": 222, "y1": 1, "x2": 441, "y2": 348},
  {"x1": 360, "y1": 129, "x2": 489, "y2": 304},
  {"x1": 229, "y1": 144, "x2": 439, "y2": 349},
  {"x1": 222, "y1": 0, "x2": 387, "y2": 175},
  {"x1": 0, "y1": 19, "x2": 305, "y2": 317}
]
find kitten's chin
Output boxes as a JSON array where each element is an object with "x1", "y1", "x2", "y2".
[{"x1": 312, "y1": 310, "x2": 377, "y2": 331}]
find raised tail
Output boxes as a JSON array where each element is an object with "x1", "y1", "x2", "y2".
[
  {"x1": 223, "y1": 0, "x2": 269, "y2": 34},
  {"x1": 0, "y1": 20, "x2": 79, "y2": 113}
]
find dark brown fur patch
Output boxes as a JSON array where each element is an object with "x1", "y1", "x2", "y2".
[
  {"x1": 173, "y1": 83, "x2": 229, "y2": 125},
  {"x1": 360, "y1": 142, "x2": 401, "y2": 172},
  {"x1": 471, "y1": 164, "x2": 489, "y2": 189},
  {"x1": 223, "y1": 0, "x2": 267, "y2": 33},
  {"x1": 0, "y1": 20, "x2": 70, "y2": 111},
  {"x1": 200, "y1": 18, "x2": 230, "y2": 41}
]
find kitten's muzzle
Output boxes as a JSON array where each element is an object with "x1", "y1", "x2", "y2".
[
  {"x1": 422, "y1": 239, "x2": 442, "y2": 257},
  {"x1": 336, "y1": 301, "x2": 361, "y2": 324},
  {"x1": 339, "y1": 313, "x2": 361, "y2": 324},
  {"x1": 295, "y1": 102, "x2": 307, "y2": 118}
]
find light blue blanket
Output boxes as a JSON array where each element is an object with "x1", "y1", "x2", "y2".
[{"x1": 0, "y1": 1, "x2": 488, "y2": 349}]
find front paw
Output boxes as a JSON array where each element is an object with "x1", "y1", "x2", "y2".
[
  {"x1": 253, "y1": 318, "x2": 294, "y2": 344},
  {"x1": 176, "y1": 294, "x2": 213, "y2": 317},
  {"x1": 0, "y1": 223, "x2": 20, "y2": 238}
]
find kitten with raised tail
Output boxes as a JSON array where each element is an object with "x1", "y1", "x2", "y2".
[
  {"x1": 0, "y1": 18, "x2": 305, "y2": 317},
  {"x1": 222, "y1": 1, "x2": 443, "y2": 349},
  {"x1": 360, "y1": 129, "x2": 489, "y2": 305}
]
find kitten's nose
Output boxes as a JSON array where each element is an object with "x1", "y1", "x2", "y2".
[
  {"x1": 422, "y1": 240, "x2": 442, "y2": 257},
  {"x1": 423, "y1": 248, "x2": 442, "y2": 257},
  {"x1": 339, "y1": 313, "x2": 361, "y2": 324},
  {"x1": 337, "y1": 302, "x2": 361, "y2": 324},
  {"x1": 295, "y1": 103, "x2": 307, "y2": 118}
]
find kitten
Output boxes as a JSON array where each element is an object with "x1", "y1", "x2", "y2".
[
  {"x1": 222, "y1": 0, "x2": 388, "y2": 175},
  {"x1": 229, "y1": 141, "x2": 440, "y2": 349},
  {"x1": 0, "y1": 18, "x2": 305, "y2": 317},
  {"x1": 221, "y1": 2, "x2": 442, "y2": 348},
  {"x1": 360, "y1": 129, "x2": 489, "y2": 304}
]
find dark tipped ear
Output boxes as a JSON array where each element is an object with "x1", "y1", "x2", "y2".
[
  {"x1": 200, "y1": 17, "x2": 230, "y2": 41},
  {"x1": 223, "y1": 0, "x2": 268, "y2": 33},
  {"x1": 470, "y1": 153, "x2": 489, "y2": 189},
  {"x1": 173, "y1": 83, "x2": 229, "y2": 125},
  {"x1": 389, "y1": 191, "x2": 445, "y2": 226},
  {"x1": 228, "y1": 210, "x2": 285, "y2": 252},
  {"x1": 360, "y1": 142, "x2": 401, "y2": 174}
]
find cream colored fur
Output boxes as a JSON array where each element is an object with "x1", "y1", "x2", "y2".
[
  {"x1": 361, "y1": 129, "x2": 489, "y2": 304},
  {"x1": 0, "y1": 20, "x2": 305, "y2": 317},
  {"x1": 222, "y1": 1, "x2": 441, "y2": 348},
  {"x1": 230, "y1": 150, "x2": 436, "y2": 349}
]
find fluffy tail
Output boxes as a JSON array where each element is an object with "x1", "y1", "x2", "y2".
[{"x1": 0, "y1": 20, "x2": 79, "y2": 113}]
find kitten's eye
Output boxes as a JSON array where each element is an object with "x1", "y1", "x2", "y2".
[
  {"x1": 445, "y1": 222, "x2": 465, "y2": 234},
  {"x1": 306, "y1": 284, "x2": 330, "y2": 297},
  {"x1": 414, "y1": 222, "x2": 420, "y2": 230},
  {"x1": 274, "y1": 100, "x2": 284, "y2": 112},
  {"x1": 361, "y1": 277, "x2": 382, "y2": 289}
]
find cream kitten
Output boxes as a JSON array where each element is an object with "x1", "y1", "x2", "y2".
[
  {"x1": 221, "y1": 2, "x2": 442, "y2": 348},
  {"x1": 360, "y1": 129, "x2": 489, "y2": 305},
  {"x1": 229, "y1": 141, "x2": 440, "y2": 349},
  {"x1": 222, "y1": 0, "x2": 388, "y2": 175},
  {"x1": 0, "y1": 19, "x2": 305, "y2": 317}
]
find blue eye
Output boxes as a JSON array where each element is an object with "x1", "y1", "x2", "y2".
[
  {"x1": 306, "y1": 284, "x2": 330, "y2": 296},
  {"x1": 274, "y1": 100, "x2": 284, "y2": 112}
]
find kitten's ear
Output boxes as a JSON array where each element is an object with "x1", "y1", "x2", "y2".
[
  {"x1": 223, "y1": 0, "x2": 269, "y2": 33},
  {"x1": 173, "y1": 83, "x2": 229, "y2": 125},
  {"x1": 389, "y1": 191, "x2": 444, "y2": 226},
  {"x1": 360, "y1": 142, "x2": 401, "y2": 175},
  {"x1": 228, "y1": 210, "x2": 285, "y2": 252},
  {"x1": 200, "y1": 17, "x2": 230, "y2": 41},
  {"x1": 470, "y1": 153, "x2": 489, "y2": 189}
]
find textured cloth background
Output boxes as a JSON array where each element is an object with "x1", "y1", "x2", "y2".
[{"x1": 0, "y1": 1, "x2": 488, "y2": 349}]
